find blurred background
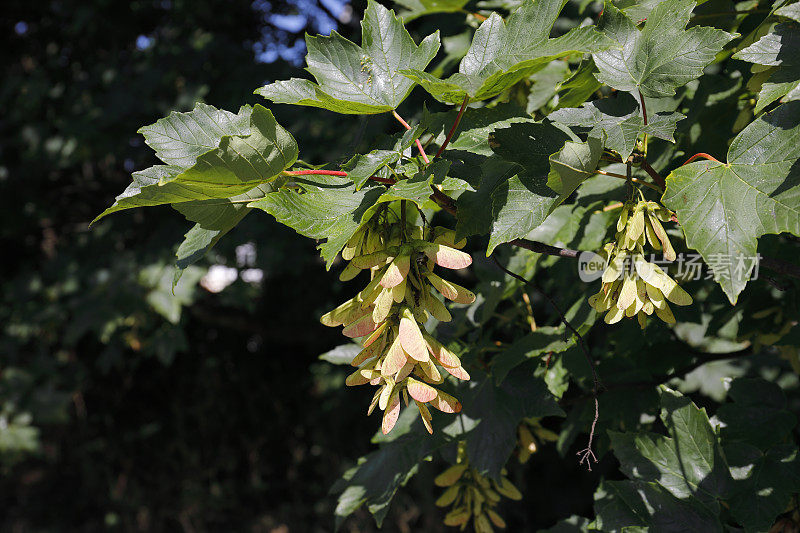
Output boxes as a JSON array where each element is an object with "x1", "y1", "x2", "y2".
[{"x1": 0, "y1": 1, "x2": 600, "y2": 530}]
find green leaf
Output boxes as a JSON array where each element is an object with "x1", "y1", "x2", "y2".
[
  {"x1": 527, "y1": 60, "x2": 571, "y2": 113},
  {"x1": 331, "y1": 430, "x2": 436, "y2": 528},
  {"x1": 139, "y1": 264, "x2": 204, "y2": 324},
  {"x1": 776, "y1": 1, "x2": 800, "y2": 22},
  {"x1": 248, "y1": 176, "x2": 383, "y2": 268},
  {"x1": 549, "y1": 93, "x2": 685, "y2": 159},
  {"x1": 445, "y1": 365, "x2": 564, "y2": 478},
  {"x1": 255, "y1": 0, "x2": 439, "y2": 114},
  {"x1": 401, "y1": 0, "x2": 614, "y2": 104},
  {"x1": 555, "y1": 59, "x2": 603, "y2": 110},
  {"x1": 393, "y1": 0, "x2": 469, "y2": 21},
  {"x1": 342, "y1": 124, "x2": 426, "y2": 190},
  {"x1": 94, "y1": 105, "x2": 298, "y2": 222},
  {"x1": 423, "y1": 103, "x2": 534, "y2": 156},
  {"x1": 733, "y1": 23, "x2": 800, "y2": 112},
  {"x1": 492, "y1": 298, "x2": 597, "y2": 383},
  {"x1": 376, "y1": 160, "x2": 451, "y2": 208},
  {"x1": 172, "y1": 183, "x2": 277, "y2": 272},
  {"x1": 344, "y1": 150, "x2": 402, "y2": 190},
  {"x1": 658, "y1": 387, "x2": 732, "y2": 498},
  {"x1": 725, "y1": 442, "x2": 800, "y2": 532},
  {"x1": 715, "y1": 378, "x2": 797, "y2": 451},
  {"x1": 138, "y1": 103, "x2": 252, "y2": 168},
  {"x1": 455, "y1": 122, "x2": 601, "y2": 254},
  {"x1": 662, "y1": 101, "x2": 800, "y2": 304},
  {"x1": 547, "y1": 136, "x2": 604, "y2": 196},
  {"x1": 593, "y1": 480, "x2": 724, "y2": 532},
  {"x1": 608, "y1": 387, "x2": 731, "y2": 512},
  {"x1": 592, "y1": 0, "x2": 735, "y2": 98}
]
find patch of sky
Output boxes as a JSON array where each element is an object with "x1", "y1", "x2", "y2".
[{"x1": 252, "y1": 0, "x2": 351, "y2": 66}]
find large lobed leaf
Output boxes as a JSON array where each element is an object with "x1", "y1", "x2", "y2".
[
  {"x1": 597, "y1": 382, "x2": 800, "y2": 532},
  {"x1": 255, "y1": 0, "x2": 439, "y2": 114},
  {"x1": 94, "y1": 104, "x2": 297, "y2": 220},
  {"x1": 733, "y1": 21, "x2": 800, "y2": 113},
  {"x1": 609, "y1": 387, "x2": 731, "y2": 512},
  {"x1": 401, "y1": 0, "x2": 614, "y2": 104},
  {"x1": 94, "y1": 104, "x2": 297, "y2": 275},
  {"x1": 662, "y1": 101, "x2": 800, "y2": 304},
  {"x1": 593, "y1": 0, "x2": 736, "y2": 98}
]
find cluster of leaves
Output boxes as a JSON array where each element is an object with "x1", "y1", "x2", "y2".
[{"x1": 94, "y1": 0, "x2": 800, "y2": 530}]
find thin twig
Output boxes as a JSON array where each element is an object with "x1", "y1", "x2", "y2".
[
  {"x1": 284, "y1": 169, "x2": 348, "y2": 177},
  {"x1": 596, "y1": 169, "x2": 664, "y2": 192},
  {"x1": 638, "y1": 90, "x2": 649, "y2": 163},
  {"x1": 392, "y1": 110, "x2": 430, "y2": 164},
  {"x1": 626, "y1": 159, "x2": 634, "y2": 200},
  {"x1": 640, "y1": 161, "x2": 665, "y2": 189},
  {"x1": 510, "y1": 238, "x2": 581, "y2": 258},
  {"x1": 490, "y1": 256, "x2": 601, "y2": 471},
  {"x1": 682, "y1": 152, "x2": 723, "y2": 166},
  {"x1": 638, "y1": 90, "x2": 648, "y2": 126},
  {"x1": 435, "y1": 96, "x2": 470, "y2": 159}
]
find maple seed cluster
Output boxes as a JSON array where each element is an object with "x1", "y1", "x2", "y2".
[
  {"x1": 589, "y1": 197, "x2": 692, "y2": 327},
  {"x1": 321, "y1": 217, "x2": 475, "y2": 434},
  {"x1": 435, "y1": 460, "x2": 522, "y2": 533}
]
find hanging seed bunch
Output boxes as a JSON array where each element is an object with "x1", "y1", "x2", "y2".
[
  {"x1": 516, "y1": 417, "x2": 559, "y2": 464},
  {"x1": 435, "y1": 450, "x2": 522, "y2": 532},
  {"x1": 321, "y1": 211, "x2": 475, "y2": 434},
  {"x1": 589, "y1": 194, "x2": 692, "y2": 327}
]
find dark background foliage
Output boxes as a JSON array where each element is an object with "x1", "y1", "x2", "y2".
[{"x1": 2, "y1": 0, "x2": 799, "y2": 531}]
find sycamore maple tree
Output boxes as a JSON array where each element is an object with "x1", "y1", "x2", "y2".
[{"x1": 95, "y1": 0, "x2": 800, "y2": 530}]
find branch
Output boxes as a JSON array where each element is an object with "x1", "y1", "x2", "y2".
[
  {"x1": 392, "y1": 110, "x2": 430, "y2": 164},
  {"x1": 638, "y1": 90, "x2": 648, "y2": 127},
  {"x1": 285, "y1": 171, "x2": 800, "y2": 282},
  {"x1": 640, "y1": 161, "x2": 665, "y2": 189},
  {"x1": 491, "y1": 256, "x2": 601, "y2": 471},
  {"x1": 597, "y1": 169, "x2": 664, "y2": 192},
  {"x1": 510, "y1": 238, "x2": 580, "y2": 258},
  {"x1": 435, "y1": 96, "x2": 470, "y2": 159}
]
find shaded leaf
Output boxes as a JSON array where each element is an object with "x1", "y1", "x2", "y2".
[
  {"x1": 455, "y1": 122, "x2": 601, "y2": 254},
  {"x1": 733, "y1": 22, "x2": 800, "y2": 112},
  {"x1": 593, "y1": 480, "x2": 724, "y2": 532},
  {"x1": 444, "y1": 365, "x2": 564, "y2": 478},
  {"x1": 725, "y1": 442, "x2": 800, "y2": 532},
  {"x1": 550, "y1": 92, "x2": 685, "y2": 159}
]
